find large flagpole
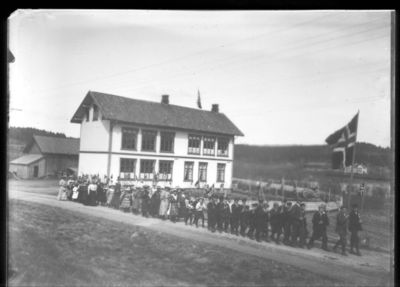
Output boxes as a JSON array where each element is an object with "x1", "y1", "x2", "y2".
[{"x1": 348, "y1": 110, "x2": 359, "y2": 210}]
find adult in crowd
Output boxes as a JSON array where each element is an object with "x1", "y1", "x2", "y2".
[
  {"x1": 230, "y1": 198, "x2": 241, "y2": 236},
  {"x1": 184, "y1": 196, "x2": 195, "y2": 225},
  {"x1": 150, "y1": 187, "x2": 161, "y2": 217},
  {"x1": 58, "y1": 176, "x2": 68, "y2": 201},
  {"x1": 120, "y1": 187, "x2": 132, "y2": 212},
  {"x1": 221, "y1": 198, "x2": 231, "y2": 232},
  {"x1": 141, "y1": 186, "x2": 151, "y2": 217},
  {"x1": 254, "y1": 200, "x2": 266, "y2": 242},
  {"x1": 269, "y1": 202, "x2": 282, "y2": 244},
  {"x1": 307, "y1": 204, "x2": 330, "y2": 251},
  {"x1": 282, "y1": 200, "x2": 293, "y2": 245},
  {"x1": 239, "y1": 203, "x2": 250, "y2": 237},
  {"x1": 290, "y1": 201, "x2": 303, "y2": 247},
  {"x1": 159, "y1": 187, "x2": 170, "y2": 220},
  {"x1": 207, "y1": 195, "x2": 217, "y2": 232},
  {"x1": 348, "y1": 204, "x2": 363, "y2": 256},
  {"x1": 194, "y1": 197, "x2": 206, "y2": 228},
  {"x1": 87, "y1": 180, "x2": 98, "y2": 206},
  {"x1": 168, "y1": 190, "x2": 179, "y2": 223},
  {"x1": 247, "y1": 203, "x2": 258, "y2": 239},
  {"x1": 333, "y1": 206, "x2": 348, "y2": 255},
  {"x1": 131, "y1": 187, "x2": 142, "y2": 215}
]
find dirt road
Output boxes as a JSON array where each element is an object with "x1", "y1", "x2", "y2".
[{"x1": 8, "y1": 182, "x2": 392, "y2": 286}]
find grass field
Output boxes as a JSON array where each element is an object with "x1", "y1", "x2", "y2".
[{"x1": 8, "y1": 199, "x2": 348, "y2": 287}]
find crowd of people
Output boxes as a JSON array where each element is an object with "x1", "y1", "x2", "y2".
[{"x1": 58, "y1": 175, "x2": 363, "y2": 257}]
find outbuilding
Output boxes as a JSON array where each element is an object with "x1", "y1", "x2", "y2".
[{"x1": 9, "y1": 135, "x2": 79, "y2": 179}]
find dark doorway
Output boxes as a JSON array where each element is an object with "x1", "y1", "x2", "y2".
[{"x1": 33, "y1": 166, "x2": 39, "y2": 178}]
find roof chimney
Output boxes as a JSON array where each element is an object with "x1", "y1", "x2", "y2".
[
  {"x1": 211, "y1": 104, "x2": 219, "y2": 113},
  {"x1": 161, "y1": 94, "x2": 169, "y2": 104}
]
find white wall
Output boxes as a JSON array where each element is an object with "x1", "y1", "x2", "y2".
[
  {"x1": 78, "y1": 117, "x2": 235, "y2": 188},
  {"x1": 78, "y1": 153, "x2": 108, "y2": 176},
  {"x1": 79, "y1": 107, "x2": 110, "y2": 152}
]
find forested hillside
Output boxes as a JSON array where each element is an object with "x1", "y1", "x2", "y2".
[{"x1": 234, "y1": 142, "x2": 392, "y2": 168}]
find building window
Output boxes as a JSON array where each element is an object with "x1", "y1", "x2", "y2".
[
  {"x1": 188, "y1": 135, "x2": 201, "y2": 155},
  {"x1": 217, "y1": 163, "x2": 226, "y2": 182},
  {"x1": 159, "y1": 160, "x2": 173, "y2": 181},
  {"x1": 160, "y1": 132, "x2": 175, "y2": 153},
  {"x1": 217, "y1": 137, "x2": 229, "y2": 157},
  {"x1": 140, "y1": 159, "x2": 155, "y2": 180},
  {"x1": 141, "y1": 130, "x2": 157, "y2": 152},
  {"x1": 93, "y1": 105, "x2": 99, "y2": 121},
  {"x1": 85, "y1": 108, "x2": 90, "y2": 122},
  {"x1": 198, "y1": 162, "x2": 208, "y2": 182},
  {"x1": 120, "y1": 158, "x2": 136, "y2": 179},
  {"x1": 184, "y1": 161, "x2": 194, "y2": 181},
  {"x1": 203, "y1": 136, "x2": 215, "y2": 156},
  {"x1": 121, "y1": 127, "x2": 138, "y2": 150}
]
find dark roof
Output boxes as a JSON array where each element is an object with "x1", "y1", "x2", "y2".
[
  {"x1": 24, "y1": 135, "x2": 80, "y2": 155},
  {"x1": 71, "y1": 91, "x2": 244, "y2": 136}
]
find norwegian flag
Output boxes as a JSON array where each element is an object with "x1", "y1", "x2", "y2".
[{"x1": 325, "y1": 112, "x2": 359, "y2": 169}]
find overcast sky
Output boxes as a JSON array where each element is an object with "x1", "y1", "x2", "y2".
[{"x1": 8, "y1": 10, "x2": 392, "y2": 147}]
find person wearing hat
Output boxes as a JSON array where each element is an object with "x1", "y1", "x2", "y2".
[
  {"x1": 270, "y1": 202, "x2": 282, "y2": 244},
  {"x1": 215, "y1": 196, "x2": 224, "y2": 233},
  {"x1": 261, "y1": 202, "x2": 270, "y2": 242},
  {"x1": 348, "y1": 204, "x2": 362, "y2": 256},
  {"x1": 194, "y1": 197, "x2": 207, "y2": 228},
  {"x1": 298, "y1": 202, "x2": 308, "y2": 248},
  {"x1": 207, "y1": 195, "x2": 217, "y2": 232},
  {"x1": 141, "y1": 186, "x2": 151, "y2": 217},
  {"x1": 221, "y1": 198, "x2": 231, "y2": 233},
  {"x1": 333, "y1": 206, "x2": 348, "y2": 255},
  {"x1": 150, "y1": 187, "x2": 161, "y2": 217},
  {"x1": 282, "y1": 201, "x2": 293, "y2": 245},
  {"x1": 307, "y1": 204, "x2": 330, "y2": 251},
  {"x1": 168, "y1": 190, "x2": 179, "y2": 223},
  {"x1": 230, "y1": 198, "x2": 241, "y2": 236},
  {"x1": 290, "y1": 200, "x2": 303, "y2": 247},
  {"x1": 247, "y1": 202, "x2": 258, "y2": 239},
  {"x1": 184, "y1": 196, "x2": 195, "y2": 225},
  {"x1": 159, "y1": 187, "x2": 170, "y2": 220},
  {"x1": 239, "y1": 199, "x2": 249, "y2": 237},
  {"x1": 254, "y1": 201, "x2": 267, "y2": 242}
]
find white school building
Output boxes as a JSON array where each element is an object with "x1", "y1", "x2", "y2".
[{"x1": 71, "y1": 91, "x2": 244, "y2": 189}]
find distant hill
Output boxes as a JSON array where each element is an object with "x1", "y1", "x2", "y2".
[
  {"x1": 234, "y1": 142, "x2": 392, "y2": 168},
  {"x1": 8, "y1": 127, "x2": 67, "y2": 144}
]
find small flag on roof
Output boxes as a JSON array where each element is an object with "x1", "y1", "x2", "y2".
[{"x1": 197, "y1": 89, "x2": 202, "y2": 109}]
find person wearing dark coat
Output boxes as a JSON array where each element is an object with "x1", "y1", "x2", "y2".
[
  {"x1": 333, "y1": 206, "x2": 348, "y2": 255},
  {"x1": 262, "y1": 202, "x2": 270, "y2": 242},
  {"x1": 307, "y1": 204, "x2": 330, "y2": 251},
  {"x1": 150, "y1": 188, "x2": 161, "y2": 217},
  {"x1": 77, "y1": 183, "x2": 88, "y2": 204},
  {"x1": 240, "y1": 203, "x2": 250, "y2": 237},
  {"x1": 270, "y1": 202, "x2": 282, "y2": 244},
  {"x1": 290, "y1": 201, "x2": 303, "y2": 247},
  {"x1": 254, "y1": 202, "x2": 264, "y2": 242},
  {"x1": 96, "y1": 182, "x2": 107, "y2": 205},
  {"x1": 298, "y1": 203, "x2": 308, "y2": 248},
  {"x1": 282, "y1": 201, "x2": 293, "y2": 245},
  {"x1": 207, "y1": 196, "x2": 217, "y2": 232},
  {"x1": 230, "y1": 198, "x2": 241, "y2": 235},
  {"x1": 348, "y1": 204, "x2": 363, "y2": 256},
  {"x1": 247, "y1": 203, "x2": 258, "y2": 239},
  {"x1": 221, "y1": 199, "x2": 231, "y2": 232},
  {"x1": 216, "y1": 197, "x2": 224, "y2": 232},
  {"x1": 141, "y1": 187, "x2": 151, "y2": 217}
]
